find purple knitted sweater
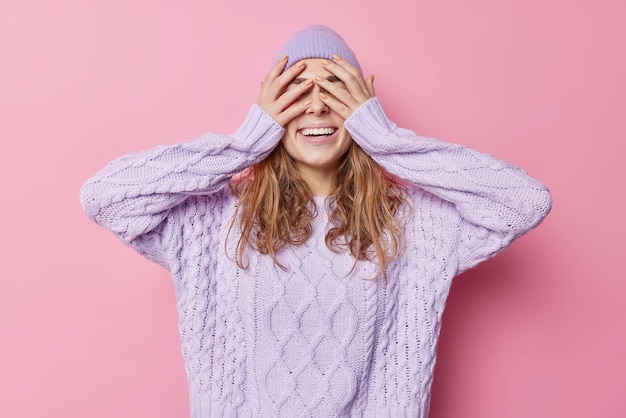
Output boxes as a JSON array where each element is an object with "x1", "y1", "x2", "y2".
[{"x1": 80, "y1": 98, "x2": 551, "y2": 417}]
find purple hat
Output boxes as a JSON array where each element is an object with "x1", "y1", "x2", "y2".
[{"x1": 273, "y1": 25, "x2": 363, "y2": 75}]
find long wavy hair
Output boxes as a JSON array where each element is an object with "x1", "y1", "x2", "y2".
[{"x1": 228, "y1": 140, "x2": 409, "y2": 278}]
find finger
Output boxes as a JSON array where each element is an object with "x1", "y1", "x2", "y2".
[
  {"x1": 319, "y1": 91, "x2": 352, "y2": 120},
  {"x1": 258, "y1": 59, "x2": 308, "y2": 121},
  {"x1": 269, "y1": 60, "x2": 306, "y2": 98},
  {"x1": 325, "y1": 56, "x2": 370, "y2": 98},
  {"x1": 315, "y1": 75, "x2": 361, "y2": 110},
  {"x1": 285, "y1": 78, "x2": 314, "y2": 101},
  {"x1": 260, "y1": 57, "x2": 305, "y2": 103},
  {"x1": 274, "y1": 78, "x2": 314, "y2": 114},
  {"x1": 260, "y1": 56, "x2": 287, "y2": 100},
  {"x1": 263, "y1": 54, "x2": 288, "y2": 84},
  {"x1": 264, "y1": 79, "x2": 313, "y2": 126},
  {"x1": 365, "y1": 74, "x2": 375, "y2": 98},
  {"x1": 319, "y1": 66, "x2": 370, "y2": 109},
  {"x1": 275, "y1": 99, "x2": 312, "y2": 126}
]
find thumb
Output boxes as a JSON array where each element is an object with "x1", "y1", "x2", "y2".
[{"x1": 366, "y1": 74, "x2": 376, "y2": 97}]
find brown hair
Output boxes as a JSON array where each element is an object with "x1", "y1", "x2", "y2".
[{"x1": 229, "y1": 141, "x2": 408, "y2": 278}]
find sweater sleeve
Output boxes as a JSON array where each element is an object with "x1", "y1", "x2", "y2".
[
  {"x1": 344, "y1": 98, "x2": 552, "y2": 273},
  {"x1": 79, "y1": 104, "x2": 284, "y2": 267}
]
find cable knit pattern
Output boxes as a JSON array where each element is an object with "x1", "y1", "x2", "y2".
[{"x1": 80, "y1": 99, "x2": 551, "y2": 417}]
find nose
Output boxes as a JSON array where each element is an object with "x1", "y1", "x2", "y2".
[{"x1": 306, "y1": 84, "x2": 329, "y2": 115}]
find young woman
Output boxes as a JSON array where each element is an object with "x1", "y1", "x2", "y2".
[{"x1": 81, "y1": 25, "x2": 551, "y2": 417}]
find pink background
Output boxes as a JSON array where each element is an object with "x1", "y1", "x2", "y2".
[{"x1": 1, "y1": 0, "x2": 624, "y2": 417}]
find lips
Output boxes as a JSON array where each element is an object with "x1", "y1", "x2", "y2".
[
  {"x1": 297, "y1": 126, "x2": 339, "y2": 144},
  {"x1": 299, "y1": 127, "x2": 337, "y2": 137}
]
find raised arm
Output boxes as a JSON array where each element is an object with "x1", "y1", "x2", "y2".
[
  {"x1": 80, "y1": 105, "x2": 283, "y2": 255},
  {"x1": 345, "y1": 97, "x2": 552, "y2": 271},
  {"x1": 80, "y1": 57, "x2": 318, "y2": 266},
  {"x1": 315, "y1": 56, "x2": 551, "y2": 272}
]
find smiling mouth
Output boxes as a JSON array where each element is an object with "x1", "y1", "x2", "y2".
[{"x1": 299, "y1": 127, "x2": 337, "y2": 138}]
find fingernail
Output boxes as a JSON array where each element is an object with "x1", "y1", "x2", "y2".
[
  {"x1": 333, "y1": 54, "x2": 342, "y2": 61},
  {"x1": 304, "y1": 79, "x2": 314, "y2": 86},
  {"x1": 321, "y1": 59, "x2": 332, "y2": 65},
  {"x1": 320, "y1": 92, "x2": 328, "y2": 100},
  {"x1": 280, "y1": 54, "x2": 287, "y2": 61},
  {"x1": 303, "y1": 100, "x2": 312, "y2": 107},
  {"x1": 314, "y1": 75, "x2": 324, "y2": 82}
]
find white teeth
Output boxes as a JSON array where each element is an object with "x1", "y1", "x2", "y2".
[{"x1": 300, "y1": 127, "x2": 336, "y2": 136}]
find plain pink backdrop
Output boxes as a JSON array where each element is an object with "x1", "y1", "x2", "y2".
[{"x1": 1, "y1": 0, "x2": 624, "y2": 417}]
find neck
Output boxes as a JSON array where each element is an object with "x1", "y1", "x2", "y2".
[{"x1": 296, "y1": 165, "x2": 335, "y2": 196}]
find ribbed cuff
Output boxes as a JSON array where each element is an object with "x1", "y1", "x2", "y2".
[
  {"x1": 344, "y1": 97, "x2": 396, "y2": 152},
  {"x1": 345, "y1": 98, "x2": 441, "y2": 155},
  {"x1": 231, "y1": 104, "x2": 285, "y2": 156}
]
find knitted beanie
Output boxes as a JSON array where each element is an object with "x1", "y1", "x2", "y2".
[{"x1": 273, "y1": 25, "x2": 363, "y2": 75}]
